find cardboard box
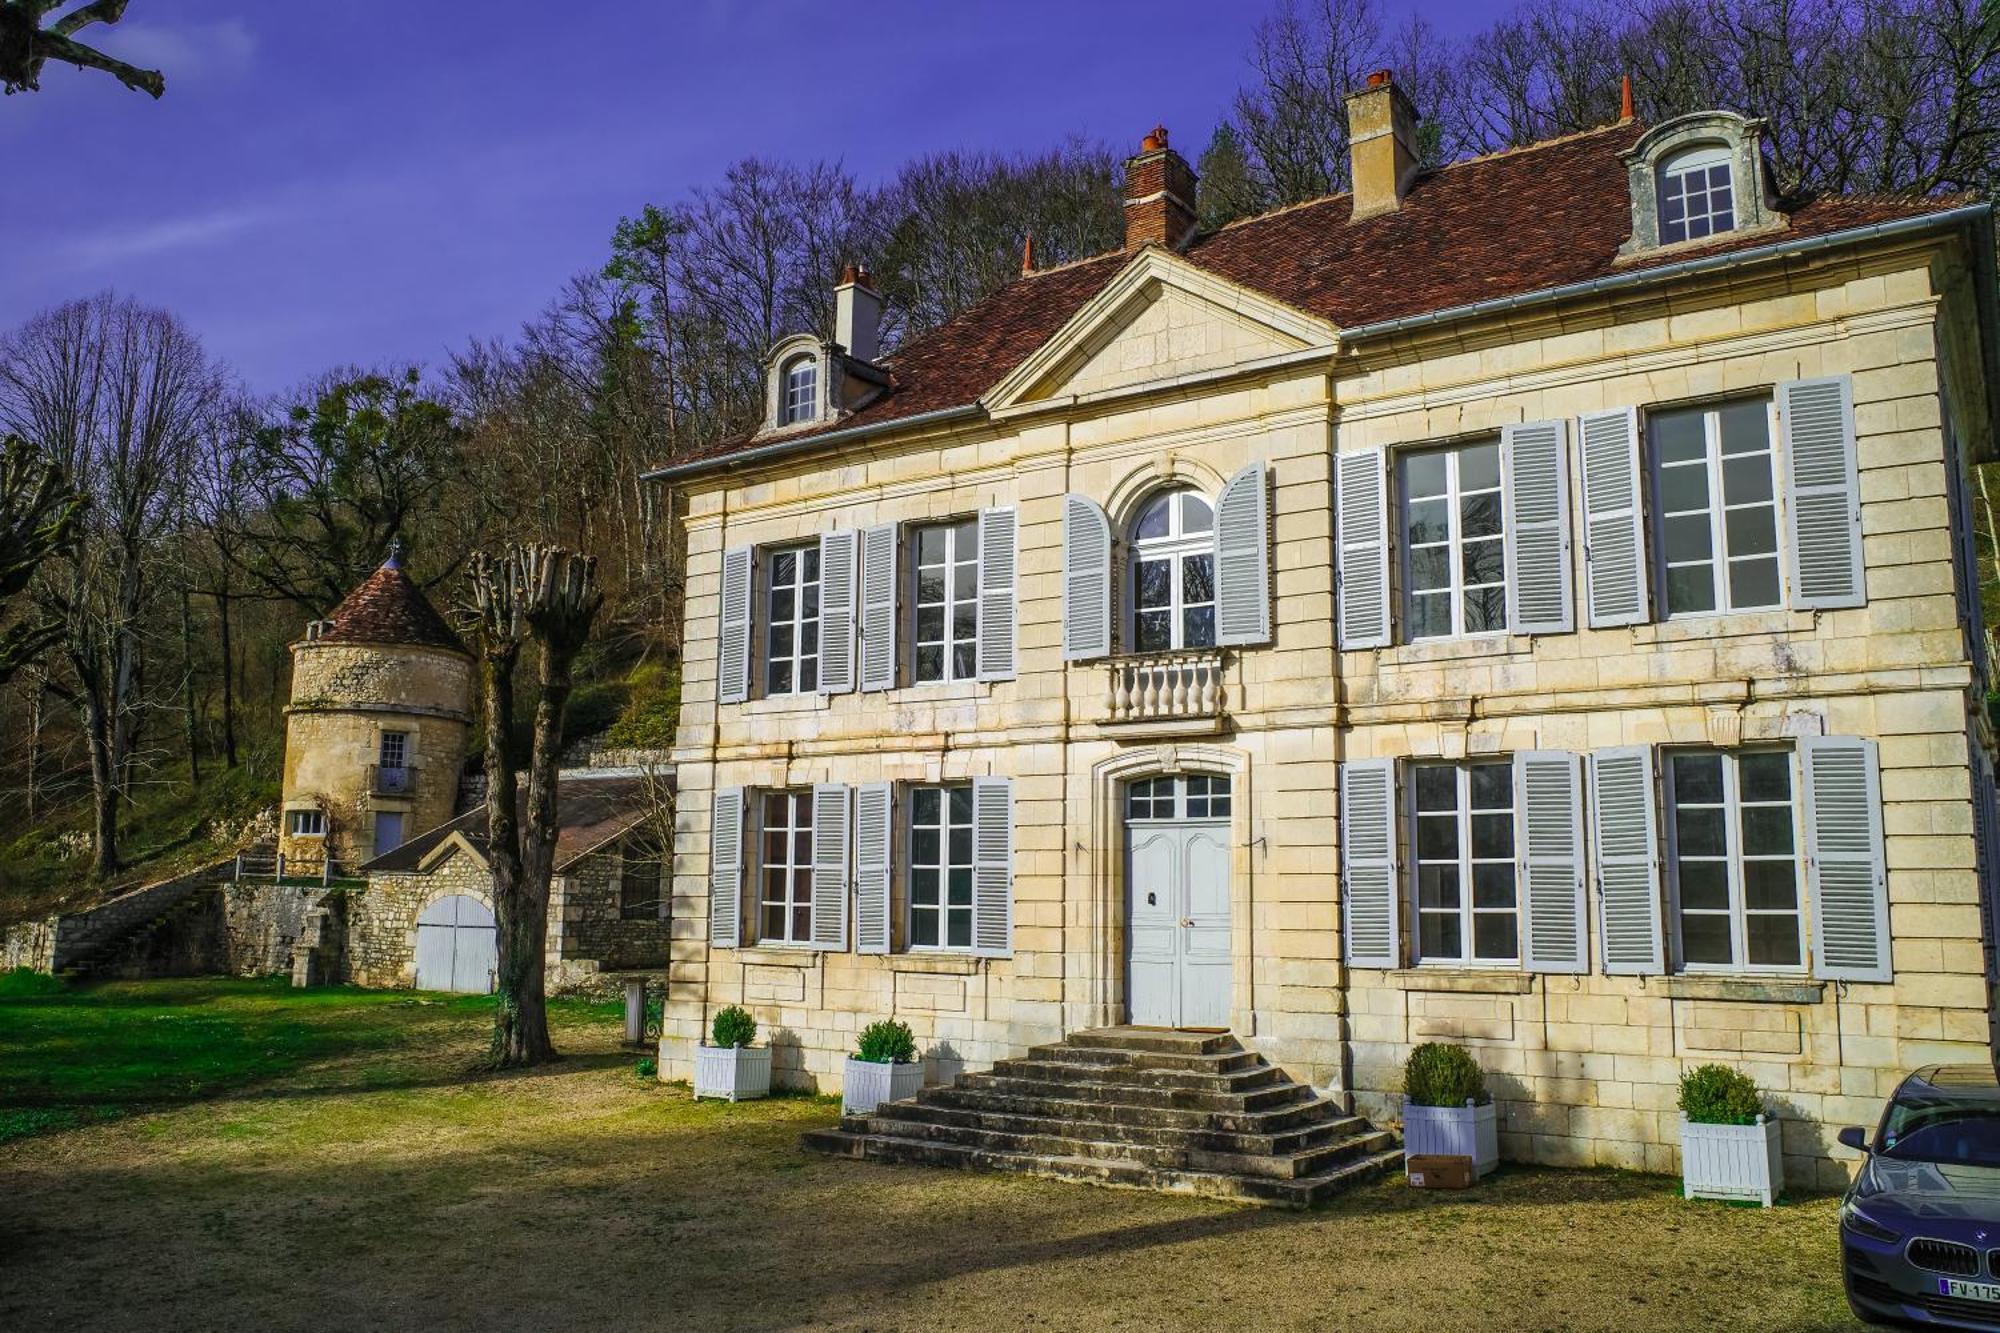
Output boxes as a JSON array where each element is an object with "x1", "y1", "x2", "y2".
[{"x1": 1406, "y1": 1154, "x2": 1475, "y2": 1189}]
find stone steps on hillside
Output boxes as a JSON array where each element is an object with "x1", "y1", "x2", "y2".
[{"x1": 800, "y1": 1026, "x2": 1401, "y2": 1208}]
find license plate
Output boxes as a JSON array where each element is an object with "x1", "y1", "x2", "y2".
[{"x1": 1941, "y1": 1278, "x2": 2000, "y2": 1302}]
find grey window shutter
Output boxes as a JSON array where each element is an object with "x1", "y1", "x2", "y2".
[
  {"x1": 1516, "y1": 751, "x2": 1586, "y2": 973},
  {"x1": 817, "y1": 530, "x2": 857, "y2": 694},
  {"x1": 1578, "y1": 408, "x2": 1648, "y2": 627},
  {"x1": 717, "y1": 546, "x2": 753, "y2": 704},
  {"x1": 1336, "y1": 449, "x2": 1390, "y2": 649},
  {"x1": 1340, "y1": 758, "x2": 1399, "y2": 967},
  {"x1": 859, "y1": 523, "x2": 899, "y2": 692},
  {"x1": 976, "y1": 507, "x2": 1018, "y2": 681},
  {"x1": 1062, "y1": 494, "x2": 1112, "y2": 662},
  {"x1": 1802, "y1": 735, "x2": 1890, "y2": 981},
  {"x1": 810, "y1": 783, "x2": 851, "y2": 950},
  {"x1": 853, "y1": 782, "x2": 893, "y2": 955},
  {"x1": 1590, "y1": 745, "x2": 1663, "y2": 975},
  {"x1": 1503, "y1": 420, "x2": 1573, "y2": 634},
  {"x1": 971, "y1": 776, "x2": 1013, "y2": 957},
  {"x1": 1215, "y1": 460, "x2": 1272, "y2": 646},
  {"x1": 709, "y1": 786, "x2": 745, "y2": 948},
  {"x1": 1781, "y1": 376, "x2": 1865, "y2": 609}
]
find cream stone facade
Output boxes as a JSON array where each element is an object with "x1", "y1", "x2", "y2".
[{"x1": 652, "y1": 109, "x2": 2000, "y2": 1185}]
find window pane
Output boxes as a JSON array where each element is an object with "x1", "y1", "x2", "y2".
[
  {"x1": 1404, "y1": 453, "x2": 1448, "y2": 499},
  {"x1": 1674, "y1": 806, "x2": 1727, "y2": 857},
  {"x1": 1183, "y1": 554, "x2": 1215, "y2": 604},
  {"x1": 1470, "y1": 813, "x2": 1513, "y2": 859},
  {"x1": 1472, "y1": 863, "x2": 1516, "y2": 908},
  {"x1": 915, "y1": 606, "x2": 944, "y2": 642},
  {"x1": 1406, "y1": 496, "x2": 1450, "y2": 546},
  {"x1": 1136, "y1": 610, "x2": 1172, "y2": 652},
  {"x1": 951, "y1": 642, "x2": 977, "y2": 681},
  {"x1": 1473, "y1": 913, "x2": 1518, "y2": 962},
  {"x1": 1681, "y1": 912, "x2": 1733, "y2": 965},
  {"x1": 948, "y1": 869, "x2": 972, "y2": 905},
  {"x1": 1663, "y1": 513, "x2": 1713, "y2": 563},
  {"x1": 1419, "y1": 914, "x2": 1461, "y2": 960},
  {"x1": 1737, "y1": 753, "x2": 1791, "y2": 803},
  {"x1": 947, "y1": 913, "x2": 972, "y2": 948},
  {"x1": 948, "y1": 826, "x2": 972, "y2": 864},
  {"x1": 911, "y1": 868, "x2": 939, "y2": 905},
  {"x1": 771, "y1": 550, "x2": 796, "y2": 584},
  {"x1": 1463, "y1": 585, "x2": 1506, "y2": 634},
  {"x1": 1721, "y1": 453, "x2": 1773, "y2": 505},
  {"x1": 1729, "y1": 557, "x2": 1781, "y2": 609},
  {"x1": 1135, "y1": 495, "x2": 1171, "y2": 540},
  {"x1": 1459, "y1": 493, "x2": 1501, "y2": 540},
  {"x1": 1725, "y1": 505, "x2": 1777, "y2": 556},
  {"x1": 1658, "y1": 464, "x2": 1709, "y2": 513},
  {"x1": 916, "y1": 568, "x2": 945, "y2": 604},
  {"x1": 1411, "y1": 593, "x2": 1451, "y2": 639},
  {"x1": 1136, "y1": 560, "x2": 1172, "y2": 609},
  {"x1": 1741, "y1": 806, "x2": 1795, "y2": 857},
  {"x1": 1672, "y1": 754, "x2": 1725, "y2": 802},
  {"x1": 952, "y1": 561, "x2": 977, "y2": 600},
  {"x1": 1746, "y1": 913, "x2": 1800, "y2": 967},
  {"x1": 1654, "y1": 410, "x2": 1706, "y2": 464},
  {"x1": 918, "y1": 527, "x2": 949, "y2": 565},
  {"x1": 1468, "y1": 764, "x2": 1511, "y2": 809},
  {"x1": 1408, "y1": 545, "x2": 1450, "y2": 592},
  {"x1": 802, "y1": 549, "x2": 819, "y2": 580},
  {"x1": 1417, "y1": 863, "x2": 1459, "y2": 909},
  {"x1": 768, "y1": 661, "x2": 793, "y2": 694},
  {"x1": 1416, "y1": 813, "x2": 1459, "y2": 860},
  {"x1": 1677, "y1": 860, "x2": 1729, "y2": 911},
  {"x1": 915, "y1": 646, "x2": 944, "y2": 681},
  {"x1": 1717, "y1": 400, "x2": 1769, "y2": 456},
  {"x1": 1414, "y1": 766, "x2": 1458, "y2": 811},
  {"x1": 951, "y1": 603, "x2": 976, "y2": 643},
  {"x1": 911, "y1": 913, "x2": 938, "y2": 947},
  {"x1": 1181, "y1": 494, "x2": 1214, "y2": 534},
  {"x1": 913, "y1": 828, "x2": 939, "y2": 864},
  {"x1": 913, "y1": 787, "x2": 940, "y2": 823},
  {"x1": 1743, "y1": 860, "x2": 1799, "y2": 911},
  {"x1": 1458, "y1": 444, "x2": 1501, "y2": 493},
  {"x1": 1184, "y1": 606, "x2": 1216, "y2": 647},
  {"x1": 1665, "y1": 565, "x2": 1715, "y2": 615},
  {"x1": 1461, "y1": 537, "x2": 1504, "y2": 586}
]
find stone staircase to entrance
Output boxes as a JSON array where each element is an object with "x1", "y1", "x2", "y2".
[{"x1": 801, "y1": 1027, "x2": 1401, "y2": 1207}]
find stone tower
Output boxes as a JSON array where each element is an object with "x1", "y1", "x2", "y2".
[{"x1": 279, "y1": 551, "x2": 473, "y2": 875}]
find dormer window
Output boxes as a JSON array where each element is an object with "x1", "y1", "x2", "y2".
[
  {"x1": 1658, "y1": 145, "x2": 1735, "y2": 243},
  {"x1": 780, "y1": 355, "x2": 817, "y2": 425}
]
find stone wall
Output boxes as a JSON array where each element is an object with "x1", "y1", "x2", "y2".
[{"x1": 220, "y1": 882, "x2": 322, "y2": 976}]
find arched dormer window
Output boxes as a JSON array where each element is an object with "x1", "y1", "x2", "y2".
[
  {"x1": 1129, "y1": 487, "x2": 1216, "y2": 653},
  {"x1": 1657, "y1": 144, "x2": 1735, "y2": 244},
  {"x1": 780, "y1": 355, "x2": 817, "y2": 425}
]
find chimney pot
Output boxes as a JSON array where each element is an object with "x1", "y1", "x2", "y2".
[
  {"x1": 839, "y1": 261, "x2": 860, "y2": 285},
  {"x1": 1620, "y1": 74, "x2": 1635, "y2": 122},
  {"x1": 1021, "y1": 232, "x2": 1036, "y2": 276},
  {"x1": 1344, "y1": 71, "x2": 1420, "y2": 219},
  {"x1": 1123, "y1": 124, "x2": 1199, "y2": 250}
]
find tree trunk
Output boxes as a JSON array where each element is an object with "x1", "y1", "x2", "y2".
[
  {"x1": 481, "y1": 642, "x2": 555, "y2": 1067},
  {"x1": 80, "y1": 683, "x2": 118, "y2": 877},
  {"x1": 180, "y1": 582, "x2": 201, "y2": 785},
  {"x1": 215, "y1": 585, "x2": 237, "y2": 767},
  {"x1": 25, "y1": 682, "x2": 43, "y2": 823}
]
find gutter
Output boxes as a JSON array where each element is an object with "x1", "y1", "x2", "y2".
[
  {"x1": 1339, "y1": 203, "x2": 1996, "y2": 345},
  {"x1": 641, "y1": 403, "x2": 984, "y2": 482}
]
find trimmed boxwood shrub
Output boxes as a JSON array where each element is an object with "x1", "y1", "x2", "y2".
[
  {"x1": 635, "y1": 1056, "x2": 657, "y2": 1078},
  {"x1": 1403, "y1": 1042, "x2": 1488, "y2": 1108},
  {"x1": 855, "y1": 1019, "x2": 918, "y2": 1064},
  {"x1": 710, "y1": 1005, "x2": 757, "y2": 1049},
  {"x1": 1678, "y1": 1063, "x2": 1763, "y2": 1125}
]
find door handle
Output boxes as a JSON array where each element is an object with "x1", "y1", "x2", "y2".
[{"x1": 1180, "y1": 917, "x2": 1195, "y2": 929}]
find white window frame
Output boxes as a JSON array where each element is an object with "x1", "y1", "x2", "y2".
[
  {"x1": 763, "y1": 543, "x2": 820, "y2": 696},
  {"x1": 1399, "y1": 440, "x2": 1507, "y2": 641},
  {"x1": 1409, "y1": 760, "x2": 1520, "y2": 967},
  {"x1": 378, "y1": 731, "x2": 408, "y2": 769},
  {"x1": 1125, "y1": 774, "x2": 1233, "y2": 822},
  {"x1": 1649, "y1": 397, "x2": 1784, "y2": 620},
  {"x1": 1657, "y1": 144, "x2": 1736, "y2": 244},
  {"x1": 1127, "y1": 488, "x2": 1217, "y2": 654},
  {"x1": 288, "y1": 809, "x2": 326, "y2": 838},
  {"x1": 780, "y1": 355, "x2": 817, "y2": 425},
  {"x1": 911, "y1": 519, "x2": 979, "y2": 685},
  {"x1": 756, "y1": 789, "x2": 815, "y2": 946},
  {"x1": 907, "y1": 783, "x2": 974, "y2": 952},
  {"x1": 1665, "y1": 747, "x2": 1808, "y2": 975}
]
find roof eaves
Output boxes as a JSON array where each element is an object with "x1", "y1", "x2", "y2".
[{"x1": 642, "y1": 403, "x2": 985, "y2": 483}]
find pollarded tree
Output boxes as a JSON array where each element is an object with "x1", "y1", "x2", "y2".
[
  {"x1": 0, "y1": 434, "x2": 83, "y2": 683},
  {"x1": 465, "y1": 544, "x2": 603, "y2": 1068},
  {"x1": 0, "y1": 1, "x2": 164, "y2": 98}
]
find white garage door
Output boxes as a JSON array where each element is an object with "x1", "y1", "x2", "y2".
[{"x1": 414, "y1": 894, "x2": 497, "y2": 993}]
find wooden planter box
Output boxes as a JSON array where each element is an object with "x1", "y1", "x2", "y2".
[
  {"x1": 843, "y1": 1056, "x2": 925, "y2": 1116},
  {"x1": 693, "y1": 1044, "x2": 771, "y2": 1102},
  {"x1": 1681, "y1": 1114, "x2": 1783, "y2": 1206},
  {"x1": 1403, "y1": 1098, "x2": 1500, "y2": 1178}
]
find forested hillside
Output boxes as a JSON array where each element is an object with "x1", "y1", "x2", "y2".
[{"x1": 2, "y1": 0, "x2": 1994, "y2": 921}]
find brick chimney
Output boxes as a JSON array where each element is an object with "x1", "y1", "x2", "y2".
[
  {"x1": 1123, "y1": 125, "x2": 1198, "y2": 249},
  {"x1": 1344, "y1": 70, "x2": 1419, "y2": 220},
  {"x1": 834, "y1": 263, "x2": 881, "y2": 364}
]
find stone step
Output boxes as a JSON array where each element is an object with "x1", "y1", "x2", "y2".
[
  {"x1": 867, "y1": 1098, "x2": 1372, "y2": 1158},
  {"x1": 1023, "y1": 1043, "x2": 1266, "y2": 1076},
  {"x1": 986, "y1": 1056, "x2": 1284, "y2": 1095},
  {"x1": 799, "y1": 1128, "x2": 1405, "y2": 1208},
  {"x1": 844, "y1": 1111, "x2": 1398, "y2": 1181},
  {"x1": 912, "y1": 1082, "x2": 1340, "y2": 1136},
  {"x1": 950, "y1": 1070, "x2": 1311, "y2": 1114},
  {"x1": 1063, "y1": 1027, "x2": 1242, "y2": 1057}
]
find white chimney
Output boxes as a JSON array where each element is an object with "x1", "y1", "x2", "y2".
[{"x1": 835, "y1": 263, "x2": 881, "y2": 364}]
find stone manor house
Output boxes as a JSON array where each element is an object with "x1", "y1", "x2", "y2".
[{"x1": 647, "y1": 74, "x2": 2000, "y2": 1184}]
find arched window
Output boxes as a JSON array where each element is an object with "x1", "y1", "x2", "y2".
[
  {"x1": 1129, "y1": 487, "x2": 1216, "y2": 653},
  {"x1": 780, "y1": 355, "x2": 817, "y2": 425},
  {"x1": 1657, "y1": 144, "x2": 1735, "y2": 244}
]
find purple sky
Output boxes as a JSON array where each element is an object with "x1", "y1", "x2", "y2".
[{"x1": 5, "y1": 2, "x2": 1483, "y2": 395}]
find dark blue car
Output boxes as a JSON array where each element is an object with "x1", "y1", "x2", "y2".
[{"x1": 1842, "y1": 1064, "x2": 2000, "y2": 1328}]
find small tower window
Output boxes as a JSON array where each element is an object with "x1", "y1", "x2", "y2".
[
  {"x1": 780, "y1": 355, "x2": 817, "y2": 425},
  {"x1": 1658, "y1": 145, "x2": 1735, "y2": 244},
  {"x1": 289, "y1": 809, "x2": 326, "y2": 838}
]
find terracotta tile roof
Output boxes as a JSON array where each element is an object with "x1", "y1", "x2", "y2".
[
  {"x1": 319, "y1": 558, "x2": 468, "y2": 655},
  {"x1": 663, "y1": 121, "x2": 1971, "y2": 473},
  {"x1": 358, "y1": 774, "x2": 668, "y2": 875}
]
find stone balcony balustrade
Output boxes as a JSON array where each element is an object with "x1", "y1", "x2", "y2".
[{"x1": 1101, "y1": 648, "x2": 1229, "y2": 736}]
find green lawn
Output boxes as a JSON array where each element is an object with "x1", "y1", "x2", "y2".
[{"x1": 0, "y1": 979, "x2": 1868, "y2": 1331}]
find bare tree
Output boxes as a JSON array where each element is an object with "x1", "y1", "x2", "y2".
[
  {"x1": 0, "y1": 294, "x2": 222, "y2": 875},
  {"x1": 0, "y1": 0, "x2": 162, "y2": 97},
  {"x1": 0, "y1": 435, "x2": 83, "y2": 683},
  {"x1": 465, "y1": 544, "x2": 603, "y2": 1068}
]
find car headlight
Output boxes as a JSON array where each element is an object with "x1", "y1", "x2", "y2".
[{"x1": 1842, "y1": 1198, "x2": 1903, "y2": 1244}]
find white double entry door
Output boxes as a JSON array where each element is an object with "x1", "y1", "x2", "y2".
[{"x1": 1124, "y1": 778, "x2": 1232, "y2": 1029}]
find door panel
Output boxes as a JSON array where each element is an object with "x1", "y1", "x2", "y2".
[
  {"x1": 1180, "y1": 828, "x2": 1233, "y2": 1028},
  {"x1": 1126, "y1": 829, "x2": 1180, "y2": 1027},
  {"x1": 373, "y1": 812, "x2": 405, "y2": 859},
  {"x1": 1124, "y1": 817, "x2": 1232, "y2": 1029},
  {"x1": 414, "y1": 894, "x2": 497, "y2": 994}
]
